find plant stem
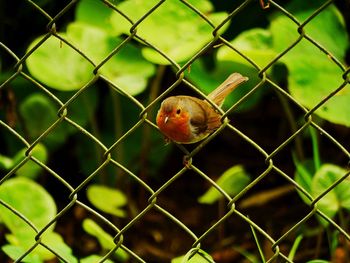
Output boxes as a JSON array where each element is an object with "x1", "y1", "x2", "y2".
[
  {"x1": 309, "y1": 127, "x2": 321, "y2": 171},
  {"x1": 314, "y1": 227, "x2": 323, "y2": 258},
  {"x1": 138, "y1": 65, "x2": 166, "y2": 204},
  {"x1": 275, "y1": 90, "x2": 304, "y2": 161},
  {"x1": 110, "y1": 87, "x2": 124, "y2": 186},
  {"x1": 83, "y1": 90, "x2": 105, "y2": 183},
  {"x1": 249, "y1": 216, "x2": 266, "y2": 263},
  {"x1": 288, "y1": 234, "x2": 303, "y2": 261}
]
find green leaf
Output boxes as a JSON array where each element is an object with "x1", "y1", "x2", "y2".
[
  {"x1": 311, "y1": 164, "x2": 350, "y2": 226},
  {"x1": 67, "y1": 22, "x2": 155, "y2": 95},
  {"x1": 82, "y1": 219, "x2": 129, "y2": 261},
  {"x1": 187, "y1": 60, "x2": 264, "y2": 112},
  {"x1": 40, "y1": 232, "x2": 78, "y2": 263},
  {"x1": 288, "y1": 234, "x2": 303, "y2": 261},
  {"x1": 19, "y1": 91, "x2": 97, "y2": 149},
  {"x1": 19, "y1": 93, "x2": 71, "y2": 148},
  {"x1": 82, "y1": 219, "x2": 113, "y2": 250},
  {"x1": 172, "y1": 249, "x2": 214, "y2": 263},
  {"x1": 0, "y1": 154, "x2": 13, "y2": 170},
  {"x1": 86, "y1": 184, "x2": 127, "y2": 217},
  {"x1": 26, "y1": 35, "x2": 94, "y2": 91},
  {"x1": 75, "y1": 0, "x2": 114, "y2": 32},
  {"x1": 2, "y1": 245, "x2": 42, "y2": 263},
  {"x1": 198, "y1": 165, "x2": 251, "y2": 204},
  {"x1": 217, "y1": 28, "x2": 277, "y2": 69},
  {"x1": 110, "y1": 0, "x2": 228, "y2": 64},
  {"x1": 0, "y1": 178, "x2": 68, "y2": 262},
  {"x1": 5, "y1": 231, "x2": 77, "y2": 262},
  {"x1": 270, "y1": 4, "x2": 350, "y2": 126},
  {"x1": 11, "y1": 143, "x2": 48, "y2": 179},
  {"x1": 232, "y1": 246, "x2": 259, "y2": 263},
  {"x1": 296, "y1": 161, "x2": 350, "y2": 226},
  {"x1": 0, "y1": 177, "x2": 57, "y2": 235},
  {"x1": 306, "y1": 260, "x2": 330, "y2": 263},
  {"x1": 20, "y1": 94, "x2": 59, "y2": 139},
  {"x1": 293, "y1": 157, "x2": 315, "y2": 205},
  {"x1": 80, "y1": 255, "x2": 114, "y2": 263},
  {"x1": 276, "y1": 1, "x2": 347, "y2": 59},
  {"x1": 329, "y1": 230, "x2": 339, "y2": 256}
]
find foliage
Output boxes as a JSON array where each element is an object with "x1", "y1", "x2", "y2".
[
  {"x1": 171, "y1": 249, "x2": 214, "y2": 263},
  {"x1": 0, "y1": 143, "x2": 47, "y2": 179},
  {"x1": 217, "y1": 1, "x2": 349, "y2": 125},
  {"x1": 292, "y1": 124, "x2": 349, "y2": 260},
  {"x1": 295, "y1": 162, "x2": 350, "y2": 226},
  {"x1": 86, "y1": 184, "x2": 127, "y2": 218},
  {"x1": 26, "y1": 23, "x2": 155, "y2": 94},
  {"x1": 82, "y1": 219, "x2": 129, "y2": 261},
  {"x1": 198, "y1": 165, "x2": 251, "y2": 204},
  {"x1": 110, "y1": 0, "x2": 228, "y2": 65},
  {"x1": 0, "y1": 177, "x2": 76, "y2": 262}
]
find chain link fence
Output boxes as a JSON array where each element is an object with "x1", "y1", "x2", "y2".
[{"x1": 1, "y1": 0, "x2": 350, "y2": 262}]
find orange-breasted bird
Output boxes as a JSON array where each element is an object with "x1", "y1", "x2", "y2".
[{"x1": 156, "y1": 72, "x2": 248, "y2": 144}]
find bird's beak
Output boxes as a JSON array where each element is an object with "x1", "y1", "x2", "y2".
[{"x1": 164, "y1": 116, "x2": 169, "y2": 124}]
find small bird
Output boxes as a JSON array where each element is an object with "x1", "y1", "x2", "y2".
[{"x1": 156, "y1": 72, "x2": 248, "y2": 144}]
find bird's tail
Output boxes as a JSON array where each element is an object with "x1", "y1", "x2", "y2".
[{"x1": 208, "y1": 72, "x2": 248, "y2": 106}]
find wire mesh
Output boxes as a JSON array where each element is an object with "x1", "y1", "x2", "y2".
[{"x1": 0, "y1": 0, "x2": 349, "y2": 262}]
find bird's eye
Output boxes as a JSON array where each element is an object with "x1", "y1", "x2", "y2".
[{"x1": 176, "y1": 108, "x2": 181, "y2": 114}]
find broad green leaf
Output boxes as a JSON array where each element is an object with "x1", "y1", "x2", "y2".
[
  {"x1": 2, "y1": 245, "x2": 42, "y2": 263},
  {"x1": 0, "y1": 177, "x2": 57, "y2": 235},
  {"x1": 275, "y1": 1, "x2": 347, "y2": 60},
  {"x1": 110, "y1": 0, "x2": 228, "y2": 64},
  {"x1": 5, "y1": 231, "x2": 77, "y2": 262},
  {"x1": 172, "y1": 249, "x2": 214, "y2": 263},
  {"x1": 19, "y1": 91, "x2": 97, "y2": 149},
  {"x1": 82, "y1": 219, "x2": 129, "y2": 261},
  {"x1": 19, "y1": 93, "x2": 69, "y2": 148},
  {"x1": 0, "y1": 178, "x2": 66, "y2": 261},
  {"x1": 80, "y1": 255, "x2": 114, "y2": 263},
  {"x1": 198, "y1": 165, "x2": 250, "y2": 204},
  {"x1": 20, "y1": 94, "x2": 60, "y2": 139},
  {"x1": 312, "y1": 164, "x2": 350, "y2": 213},
  {"x1": 26, "y1": 35, "x2": 94, "y2": 91},
  {"x1": 11, "y1": 143, "x2": 48, "y2": 179},
  {"x1": 296, "y1": 161, "x2": 350, "y2": 226},
  {"x1": 75, "y1": 0, "x2": 114, "y2": 32},
  {"x1": 0, "y1": 154, "x2": 13, "y2": 170},
  {"x1": 82, "y1": 219, "x2": 114, "y2": 250},
  {"x1": 293, "y1": 157, "x2": 315, "y2": 205},
  {"x1": 187, "y1": 60, "x2": 264, "y2": 112},
  {"x1": 40, "y1": 232, "x2": 77, "y2": 263},
  {"x1": 270, "y1": 4, "x2": 350, "y2": 126},
  {"x1": 86, "y1": 184, "x2": 127, "y2": 217},
  {"x1": 306, "y1": 260, "x2": 330, "y2": 263},
  {"x1": 217, "y1": 28, "x2": 276, "y2": 69},
  {"x1": 67, "y1": 22, "x2": 155, "y2": 95}
]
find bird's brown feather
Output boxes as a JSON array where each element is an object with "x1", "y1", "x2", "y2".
[{"x1": 208, "y1": 72, "x2": 248, "y2": 106}]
